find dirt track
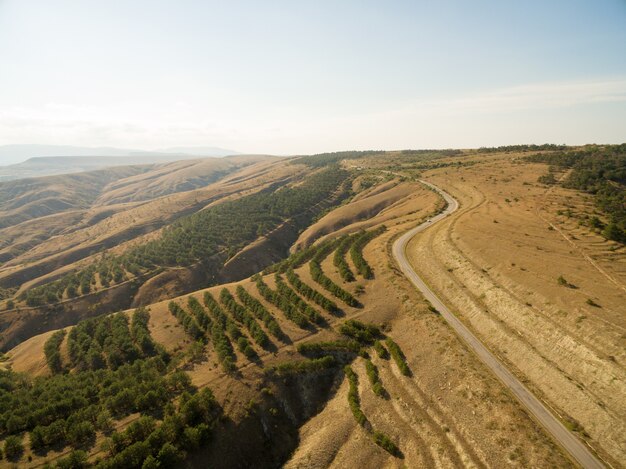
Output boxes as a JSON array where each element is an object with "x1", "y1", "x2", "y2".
[{"x1": 393, "y1": 180, "x2": 605, "y2": 469}]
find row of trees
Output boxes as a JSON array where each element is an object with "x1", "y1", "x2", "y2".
[
  {"x1": 43, "y1": 329, "x2": 66, "y2": 374},
  {"x1": 275, "y1": 275, "x2": 325, "y2": 325},
  {"x1": 285, "y1": 269, "x2": 339, "y2": 314},
  {"x1": 168, "y1": 302, "x2": 206, "y2": 343},
  {"x1": 349, "y1": 227, "x2": 386, "y2": 280},
  {"x1": 220, "y1": 289, "x2": 271, "y2": 350},
  {"x1": 333, "y1": 235, "x2": 356, "y2": 282},
  {"x1": 65, "y1": 310, "x2": 165, "y2": 372},
  {"x1": 310, "y1": 244, "x2": 360, "y2": 308},
  {"x1": 235, "y1": 286, "x2": 284, "y2": 340},
  {"x1": 202, "y1": 292, "x2": 246, "y2": 369},
  {"x1": 254, "y1": 275, "x2": 309, "y2": 328}
]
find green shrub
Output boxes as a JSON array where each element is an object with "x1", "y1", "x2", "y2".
[
  {"x1": 344, "y1": 366, "x2": 368, "y2": 427},
  {"x1": 385, "y1": 338, "x2": 410, "y2": 376},
  {"x1": 365, "y1": 359, "x2": 386, "y2": 397},
  {"x1": 372, "y1": 430, "x2": 402, "y2": 457},
  {"x1": 4, "y1": 435, "x2": 23, "y2": 461}
]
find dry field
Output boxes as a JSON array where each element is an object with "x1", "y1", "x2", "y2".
[{"x1": 406, "y1": 152, "x2": 625, "y2": 466}]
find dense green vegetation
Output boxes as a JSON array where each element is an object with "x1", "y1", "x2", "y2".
[
  {"x1": 268, "y1": 356, "x2": 336, "y2": 376},
  {"x1": 294, "y1": 150, "x2": 384, "y2": 167},
  {"x1": 44, "y1": 329, "x2": 66, "y2": 374},
  {"x1": 21, "y1": 165, "x2": 350, "y2": 307},
  {"x1": 350, "y1": 226, "x2": 386, "y2": 279},
  {"x1": 67, "y1": 309, "x2": 166, "y2": 372},
  {"x1": 285, "y1": 269, "x2": 339, "y2": 314},
  {"x1": 97, "y1": 387, "x2": 220, "y2": 469},
  {"x1": 528, "y1": 144, "x2": 626, "y2": 243},
  {"x1": 297, "y1": 340, "x2": 362, "y2": 357},
  {"x1": 385, "y1": 338, "x2": 411, "y2": 376}
]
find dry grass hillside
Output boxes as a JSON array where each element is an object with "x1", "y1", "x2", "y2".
[
  {"x1": 0, "y1": 148, "x2": 622, "y2": 468},
  {"x1": 405, "y1": 152, "x2": 625, "y2": 466},
  {"x1": 2, "y1": 175, "x2": 572, "y2": 468}
]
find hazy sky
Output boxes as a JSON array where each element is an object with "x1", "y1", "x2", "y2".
[{"x1": 1, "y1": 0, "x2": 625, "y2": 154}]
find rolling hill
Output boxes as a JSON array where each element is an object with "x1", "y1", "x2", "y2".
[{"x1": 0, "y1": 146, "x2": 624, "y2": 468}]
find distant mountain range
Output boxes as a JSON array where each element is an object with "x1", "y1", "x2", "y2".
[{"x1": 0, "y1": 144, "x2": 240, "y2": 180}]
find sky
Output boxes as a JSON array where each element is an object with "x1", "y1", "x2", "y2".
[{"x1": 0, "y1": 0, "x2": 625, "y2": 155}]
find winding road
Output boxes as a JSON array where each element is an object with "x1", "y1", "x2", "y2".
[{"x1": 392, "y1": 180, "x2": 604, "y2": 469}]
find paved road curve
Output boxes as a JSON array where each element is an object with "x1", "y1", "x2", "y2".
[{"x1": 392, "y1": 180, "x2": 604, "y2": 469}]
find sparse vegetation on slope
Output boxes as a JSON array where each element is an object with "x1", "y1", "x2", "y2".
[{"x1": 529, "y1": 144, "x2": 626, "y2": 243}]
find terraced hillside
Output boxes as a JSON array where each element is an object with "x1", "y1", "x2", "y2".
[{"x1": 1, "y1": 147, "x2": 623, "y2": 468}]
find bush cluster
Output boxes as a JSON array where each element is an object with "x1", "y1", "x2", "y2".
[
  {"x1": 339, "y1": 320, "x2": 381, "y2": 345},
  {"x1": 297, "y1": 340, "x2": 361, "y2": 357}
]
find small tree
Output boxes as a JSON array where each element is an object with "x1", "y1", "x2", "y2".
[{"x1": 4, "y1": 435, "x2": 24, "y2": 461}]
